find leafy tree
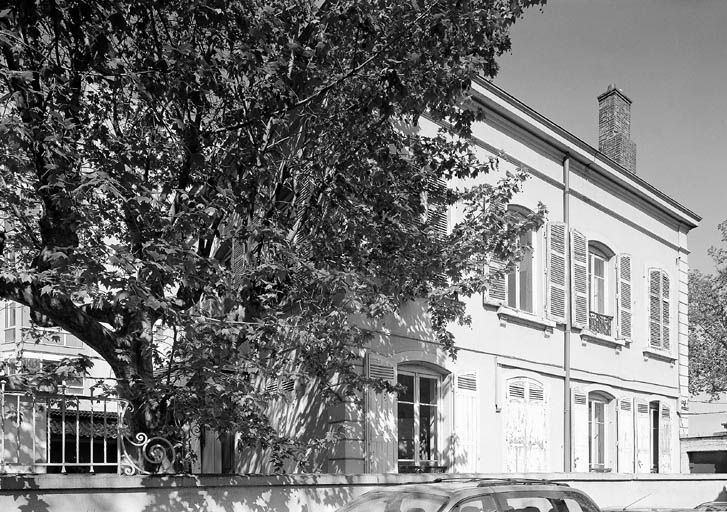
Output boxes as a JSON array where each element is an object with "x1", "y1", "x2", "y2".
[
  {"x1": 690, "y1": 221, "x2": 727, "y2": 399},
  {"x1": 0, "y1": 0, "x2": 545, "y2": 468}
]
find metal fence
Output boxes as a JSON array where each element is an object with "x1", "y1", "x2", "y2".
[{"x1": 0, "y1": 381, "x2": 178, "y2": 475}]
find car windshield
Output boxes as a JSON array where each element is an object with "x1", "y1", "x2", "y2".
[{"x1": 338, "y1": 491, "x2": 449, "y2": 512}]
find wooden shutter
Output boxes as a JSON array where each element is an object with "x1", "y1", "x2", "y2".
[
  {"x1": 662, "y1": 273, "x2": 671, "y2": 350},
  {"x1": 571, "y1": 388, "x2": 589, "y2": 472},
  {"x1": 634, "y1": 399, "x2": 651, "y2": 473},
  {"x1": 659, "y1": 404, "x2": 672, "y2": 473},
  {"x1": 616, "y1": 254, "x2": 632, "y2": 341},
  {"x1": 648, "y1": 269, "x2": 662, "y2": 348},
  {"x1": 365, "y1": 354, "x2": 397, "y2": 473},
  {"x1": 547, "y1": 222, "x2": 567, "y2": 323},
  {"x1": 617, "y1": 398, "x2": 634, "y2": 472},
  {"x1": 454, "y1": 372, "x2": 479, "y2": 472},
  {"x1": 487, "y1": 258, "x2": 507, "y2": 304},
  {"x1": 570, "y1": 229, "x2": 588, "y2": 329},
  {"x1": 526, "y1": 382, "x2": 548, "y2": 472},
  {"x1": 504, "y1": 380, "x2": 527, "y2": 472}
]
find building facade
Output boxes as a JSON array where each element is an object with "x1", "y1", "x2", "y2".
[
  {"x1": 330, "y1": 80, "x2": 700, "y2": 475},
  {"x1": 0, "y1": 81, "x2": 701, "y2": 476}
]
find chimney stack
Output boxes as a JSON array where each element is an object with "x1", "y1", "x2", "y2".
[{"x1": 598, "y1": 84, "x2": 636, "y2": 173}]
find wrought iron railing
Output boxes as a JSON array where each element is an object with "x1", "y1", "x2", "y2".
[
  {"x1": 0, "y1": 380, "x2": 178, "y2": 475},
  {"x1": 588, "y1": 311, "x2": 613, "y2": 337}
]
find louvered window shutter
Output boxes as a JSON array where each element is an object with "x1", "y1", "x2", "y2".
[
  {"x1": 526, "y1": 382, "x2": 548, "y2": 472},
  {"x1": 504, "y1": 380, "x2": 526, "y2": 472},
  {"x1": 570, "y1": 229, "x2": 588, "y2": 329},
  {"x1": 547, "y1": 222, "x2": 567, "y2": 323},
  {"x1": 617, "y1": 398, "x2": 635, "y2": 472},
  {"x1": 648, "y1": 269, "x2": 671, "y2": 350},
  {"x1": 454, "y1": 372, "x2": 479, "y2": 472},
  {"x1": 571, "y1": 388, "x2": 589, "y2": 472},
  {"x1": 616, "y1": 254, "x2": 633, "y2": 341},
  {"x1": 487, "y1": 258, "x2": 507, "y2": 304},
  {"x1": 662, "y1": 274, "x2": 671, "y2": 350},
  {"x1": 365, "y1": 354, "x2": 397, "y2": 473},
  {"x1": 659, "y1": 404, "x2": 672, "y2": 473},
  {"x1": 634, "y1": 399, "x2": 651, "y2": 473},
  {"x1": 648, "y1": 269, "x2": 662, "y2": 348}
]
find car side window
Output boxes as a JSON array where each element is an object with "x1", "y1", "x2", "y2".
[
  {"x1": 453, "y1": 495, "x2": 498, "y2": 512},
  {"x1": 501, "y1": 496, "x2": 554, "y2": 512},
  {"x1": 560, "y1": 496, "x2": 599, "y2": 512}
]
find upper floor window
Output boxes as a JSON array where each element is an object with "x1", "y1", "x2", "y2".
[
  {"x1": 589, "y1": 249, "x2": 607, "y2": 314},
  {"x1": 505, "y1": 206, "x2": 536, "y2": 314},
  {"x1": 506, "y1": 227, "x2": 534, "y2": 313},
  {"x1": 648, "y1": 269, "x2": 671, "y2": 350},
  {"x1": 586, "y1": 242, "x2": 615, "y2": 337}
]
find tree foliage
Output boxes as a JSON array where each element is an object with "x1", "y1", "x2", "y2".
[
  {"x1": 690, "y1": 221, "x2": 727, "y2": 398},
  {"x1": 0, "y1": 0, "x2": 545, "y2": 466}
]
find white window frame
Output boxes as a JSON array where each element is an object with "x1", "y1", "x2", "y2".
[
  {"x1": 589, "y1": 251, "x2": 608, "y2": 315},
  {"x1": 396, "y1": 369, "x2": 441, "y2": 469},
  {"x1": 505, "y1": 228, "x2": 536, "y2": 314}
]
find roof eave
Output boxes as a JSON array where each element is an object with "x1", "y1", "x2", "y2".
[{"x1": 470, "y1": 77, "x2": 702, "y2": 230}]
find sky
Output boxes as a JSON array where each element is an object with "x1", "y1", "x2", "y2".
[{"x1": 492, "y1": 0, "x2": 727, "y2": 273}]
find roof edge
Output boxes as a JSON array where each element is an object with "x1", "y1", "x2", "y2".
[{"x1": 471, "y1": 77, "x2": 702, "y2": 229}]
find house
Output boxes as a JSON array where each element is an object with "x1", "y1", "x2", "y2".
[
  {"x1": 0, "y1": 81, "x2": 701, "y2": 476},
  {"x1": 328, "y1": 80, "x2": 700, "y2": 475},
  {"x1": 681, "y1": 394, "x2": 727, "y2": 473},
  {"x1": 0, "y1": 301, "x2": 119, "y2": 473}
]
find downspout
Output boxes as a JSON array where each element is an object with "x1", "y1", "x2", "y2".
[{"x1": 563, "y1": 154, "x2": 572, "y2": 472}]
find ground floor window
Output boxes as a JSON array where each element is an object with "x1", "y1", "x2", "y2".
[
  {"x1": 397, "y1": 371, "x2": 439, "y2": 472},
  {"x1": 588, "y1": 392, "x2": 613, "y2": 471}
]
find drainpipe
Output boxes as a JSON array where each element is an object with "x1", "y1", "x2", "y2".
[{"x1": 563, "y1": 154, "x2": 572, "y2": 472}]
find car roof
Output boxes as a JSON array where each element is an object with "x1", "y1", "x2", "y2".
[{"x1": 360, "y1": 478, "x2": 576, "y2": 502}]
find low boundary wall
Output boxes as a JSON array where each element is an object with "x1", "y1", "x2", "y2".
[{"x1": 1, "y1": 473, "x2": 727, "y2": 512}]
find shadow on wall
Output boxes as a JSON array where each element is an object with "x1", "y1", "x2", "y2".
[
  {"x1": 139, "y1": 475, "x2": 353, "y2": 512},
  {"x1": 2, "y1": 475, "x2": 50, "y2": 512}
]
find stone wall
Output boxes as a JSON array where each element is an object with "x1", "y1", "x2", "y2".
[{"x1": 2, "y1": 473, "x2": 727, "y2": 512}]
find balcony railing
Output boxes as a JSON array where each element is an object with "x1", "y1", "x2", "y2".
[
  {"x1": 588, "y1": 311, "x2": 613, "y2": 337},
  {"x1": 0, "y1": 381, "x2": 180, "y2": 475}
]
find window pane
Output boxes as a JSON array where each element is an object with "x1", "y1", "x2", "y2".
[
  {"x1": 507, "y1": 270, "x2": 517, "y2": 308},
  {"x1": 397, "y1": 403, "x2": 415, "y2": 460},
  {"x1": 504, "y1": 497, "x2": 554, "y2": 512},
  {"x1": 419, "y1": 404, "x2": 437, "y2": 462},
  {"x1": 455, "y1": 496, "x2": 498, "y2": 512},
  {"x1": 398, "y1": 374, "x2": 414, "y2": 403},
  {"x1": 339, "y1": 492, "x2": 449, "y2": 512},
  {"x1": 419, "y1": 377, "x2": 438, "y2": 405},
  {"x1": 593, "y1": 257, "x2": 604, "y2": 278},
  {"x1": 520, "y1": 241, "x2": 533, "y2": 313}
]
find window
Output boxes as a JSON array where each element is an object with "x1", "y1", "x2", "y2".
[
  {"x1": 648, "y1": 269, "x2": 671, "y2": 350},
  {"x1": 453, "y1": 495, "x2": 497, "y2": 512},
  {"x1": 397, "y1": 371, "x2": 439, "y2": 470},
  {"x1": 587, "y1": 391, "x2": 615, "y2": 471},
  {"x1": 589, "y1": 398, "x2": 606, "y2": 470},
  {"x1": 589, "y1": 251, "x2": 606, "y2": 314},
  {"x1": 4, "y1": 302, "x2": 17, "y2": 344},
  {"x1": 587, "y1": 243, "x2": 615, "y2": 336},
  {"x1": 506, "y1": 228, "x2": 534, "y2": 313}
]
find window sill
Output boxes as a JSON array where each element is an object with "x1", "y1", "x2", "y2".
[
  {"x1": 642, "y1": 348, "x2": 676, "y2": 364},
  {"x1": 580, "y1": 330, "x2": 626, "y2": 349},
  {"x1": 496, "y1": 306, "x2": 555, "y2": 336}
]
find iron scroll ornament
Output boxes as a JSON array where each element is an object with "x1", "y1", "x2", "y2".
[{"x1": 118, "y1": 401, "x2": 177, "y2": 475}]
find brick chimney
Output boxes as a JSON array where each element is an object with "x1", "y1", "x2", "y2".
[{"x1": 598, "y1": 84, "x2": 636, "y2": 173}]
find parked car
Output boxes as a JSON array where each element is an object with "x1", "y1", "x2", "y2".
[
  {"x1": 336, "y1": 478, "x2": 601, "y2": 512},
  {"x1": 695, "y1": 503, "x2": 727, "y2": 512}
]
